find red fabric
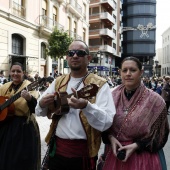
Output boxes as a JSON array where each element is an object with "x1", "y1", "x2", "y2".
[
  {"x1": 103, "y1": 148, "x2": 161, "y2": 170},
  {"x1": 56, "y1": 136, "x2": 88, "y2": 158},
  {"x1": 55, "y1": 136, "x2": 97, "y2": 170}
]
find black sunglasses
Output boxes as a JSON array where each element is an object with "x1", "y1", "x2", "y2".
[{"x1": 67, "y1": 50, "x2": 89, "y2": 57}]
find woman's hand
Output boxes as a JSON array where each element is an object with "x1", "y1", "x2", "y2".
[
  {"x1": 118, "y1": 143, "x2": 139, "y2": 162},
  {"x1": 21, "y1": 90, "x2": 32, "y2": 101},
  {"x1": 109, "y1": 135, "x2": 123, "y2": 156}
]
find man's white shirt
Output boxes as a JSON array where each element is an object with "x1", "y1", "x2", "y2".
[{"x1": 35, "y1": 77, "x2": 116, "y2": 139}]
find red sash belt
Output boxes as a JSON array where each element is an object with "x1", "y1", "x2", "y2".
[{"x1": 56, "y1": 136, "x2": 88, "y2": 158}]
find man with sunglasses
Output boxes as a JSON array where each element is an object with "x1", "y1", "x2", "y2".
[{"x1": 35, "y1": 40, "x2": 116, "y2": 170}]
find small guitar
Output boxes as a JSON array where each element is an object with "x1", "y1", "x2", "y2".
[
  {"x1": 0, "y1": 78, "x2": 46, "y2": 121},
  {"x1": 48, "y1": 83, "x2": 99, "y2": 117}
]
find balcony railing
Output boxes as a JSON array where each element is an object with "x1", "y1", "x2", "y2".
[
  {"x1": 69, "y1": 0, "x2": 82, "y2": 14},
  {"x1": 89, "y1": 13, "x2": 115, "y2": 24},
  {"x1": 101, "y1": 0, "x2": 116, "y2": 10},
  {"x1": 67, "y1": 30, "x2": 82, "y2": 40},
  {"x1": 12, "y1": 1, "x2": 25, "y2": 19},
  {"x1": 89, "y1": 29, "x2": 115, "y2": 39},
  {"x1": 89, "y1": 45, "x2": 115, "y2": 54},
  {"x1": 39, "y1": 15, "x2": 64, "y2": 31}
]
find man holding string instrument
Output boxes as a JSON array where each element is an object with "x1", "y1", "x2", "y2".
[{"x1": 35, "y1": 40, "x2": 116, "y2": 170}]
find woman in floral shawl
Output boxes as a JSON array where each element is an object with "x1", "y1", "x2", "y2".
[{"x1": 102, "y1": 57, "x2": 169, "y2": 170}]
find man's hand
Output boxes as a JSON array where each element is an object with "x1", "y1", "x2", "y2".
[
  {"x1": 39, "y1": 93, "x2": 55, "y2": 108},
  {"x1": 67, "y1": 87, "x2": 88, "y2": 109},
  {"x1": 67, "y1": 95, "x2": 88, "y2": 109}
]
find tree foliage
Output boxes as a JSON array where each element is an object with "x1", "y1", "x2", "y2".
[{"x1": 47, "y1": 28, "x2": 73, "y2": 59}]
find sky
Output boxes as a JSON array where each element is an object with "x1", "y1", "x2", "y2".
[{"x1": 156, "y1": 0, "x2": 170, "y2": 49}]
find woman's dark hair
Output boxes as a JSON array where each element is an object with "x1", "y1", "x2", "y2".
[
  {"x1": 10, "y1": 62, "x2": 24, "y2": 71},
  {"x1": 121, "y1": 57, "x2": 142, "y2": 70}
]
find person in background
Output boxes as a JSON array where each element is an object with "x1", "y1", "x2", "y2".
[
  {"x1": 0, "y1": 62, "x2": 41, "y2": 170},
  {"x1": 0, "y1": 70, "x2": 7, "y2": 85},
  {"x1": 53, "y1": 70, "x2": 58, "y2": 78},
  {"x1": 35, "y1": 40, "x2": 116, "y2": 170},
  {"x1": 161, "y1": 76, "x2": 170, "y2": 114},
  {"x1": 46, "y1": 73, "x2": 54, "y2": 83},
  {"x1": 156, "y1": 81, "x2": 163, "y2": 95},
  {"x1": 34, "y1": 73, "x2": 41, "y2": 82},
  {"x1": 102, "y1": 57, "x2": 169, "y2": 170}
]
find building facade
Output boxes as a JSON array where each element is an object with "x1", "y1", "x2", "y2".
[
  {"x1": 89, "y1": 0, "x2": 122, "y2": 76},
  {"x1": 162, "y1": 27, "x2": 170, "y2": 76},
  {"x1": 0, "y1": 0, "x2": 89, "y2": 78},
  {"x1": 121, "y1": 0, "x2": 156, "y2": 77}
]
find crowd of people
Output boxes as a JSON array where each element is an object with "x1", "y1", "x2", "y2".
[{"x1": 0, "y1": 40, "x2": 169, "y2": 170}]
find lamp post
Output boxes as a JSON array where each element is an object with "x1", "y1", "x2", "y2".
[{"x1": 97, "y1": 51, "x2": 103, "y2": 76}]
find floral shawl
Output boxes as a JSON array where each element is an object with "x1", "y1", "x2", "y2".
[{"x1": 110, "y1": 83, "x2": 169, "y2": 151}]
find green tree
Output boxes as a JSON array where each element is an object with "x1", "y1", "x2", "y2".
[
  {"x1": 47, "y1": 28, "x2": 73, "y2": 58},
  {"x1": 47, "y1": 28, "x2": 73, "y2": 72}
]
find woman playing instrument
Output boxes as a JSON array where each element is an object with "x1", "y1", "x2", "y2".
[
  {"x1": 0, "y1": 62, "x2": 41, "y2": 170},
  {"x1": 102, "y1": 57, "x2": 169, "y2": 170}
]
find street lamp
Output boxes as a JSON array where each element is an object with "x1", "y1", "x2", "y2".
[{"x1": 97, "y1": 51, "x2": 103, "y2": 76}]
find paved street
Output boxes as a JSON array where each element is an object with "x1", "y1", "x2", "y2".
[{"x1": 36, "y1": 113, "x2": 170, "y2": 168}]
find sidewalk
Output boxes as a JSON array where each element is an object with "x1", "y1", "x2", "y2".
[{"x1": 36, "y1": 116, "x2": 51, "y2": 162}]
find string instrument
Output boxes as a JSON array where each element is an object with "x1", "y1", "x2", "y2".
[
  {"x1": 0, "y1": 78, "x2": 46, "y2": 121},
  {"x1": 48, "y1": 83, "x2": 99, "y2": 118}
]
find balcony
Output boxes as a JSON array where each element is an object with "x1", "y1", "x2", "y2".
[
  {"x1": 38, "y1": 15, "x2": 64, "y2": 35},
  {"x1": 67, "y1": 30, "x2": 82, "y2": 40},
  {"x1": 12, "y1": 1, "x2": 25, "y2": 19},
  {"x1": 66, "y1": 0, "x2": 82, "y2": 18},
  {"x1": 100, "y1": 28, "x2": 115, "y2": 39},
  {"x1": 89, "y1": 29, "x2": 115, "y2": 39},
  {"x1": 89, "y1": 45, "x2": 116, "y2": 54},
  {"x1": 101, "y1": 0, "x2": 116, "y2": 11},
  {"x1": 120, "y1": 0, "x2": 122, "y2": 9},
  {"x1": 100, "y1": 12, "x2": 115, "y2": 25},
  {"x1": 89, "y1": 12, "x2": 115, "y2": 25}
]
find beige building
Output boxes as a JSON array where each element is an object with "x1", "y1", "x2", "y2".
[
  {"x1": 162, "y1": 27, "x2": 170, "y2": 76},
  {"x1": 89, "y1": 0, "x2": 122, "y2": 76},
  {"x1": 0, "y1": 0, "x2": 89, "y2": 79}
]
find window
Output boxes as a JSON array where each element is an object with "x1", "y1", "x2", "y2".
[
  {"x1": 13, "y1": 0, "x2": 23, "y2": 5},
  {"x1": 73, "y1": 21, "x2": 77, "y2": 38},
  {"x1": 42, "y1": 0, "x2": 47, "y2": 16},
  {"x1": 83, "y1": 3, "x2": 86, "y2": 20},
  {"x1": 53, "y1": 7, "x2": 57, "y2": 25},
  {"x1": 67, "y1": 17, "x2": 71, "y2": 35},
  {"x1": 12, "y1": 34, "x2": 23, "y2": 55},
  {"x1": 13, "y1": 0, "x2": 25, "y2": 18},
  {"x1": 83, "y1": 28, "x2": 86, "y2": 41},
  {"x1": 41, "y1": 42, "x2": 46, "y2": 59}
]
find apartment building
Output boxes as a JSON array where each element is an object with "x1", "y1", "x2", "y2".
[
  {"x1": 89, "y1": 0, "x2": 122, "y2": 76},
  {"x1": 162, "y1": 27, "x2": 170, "y2": 76},
  {"x1": 0, "y1": 0, "x2": 89, "y2": 78}
]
